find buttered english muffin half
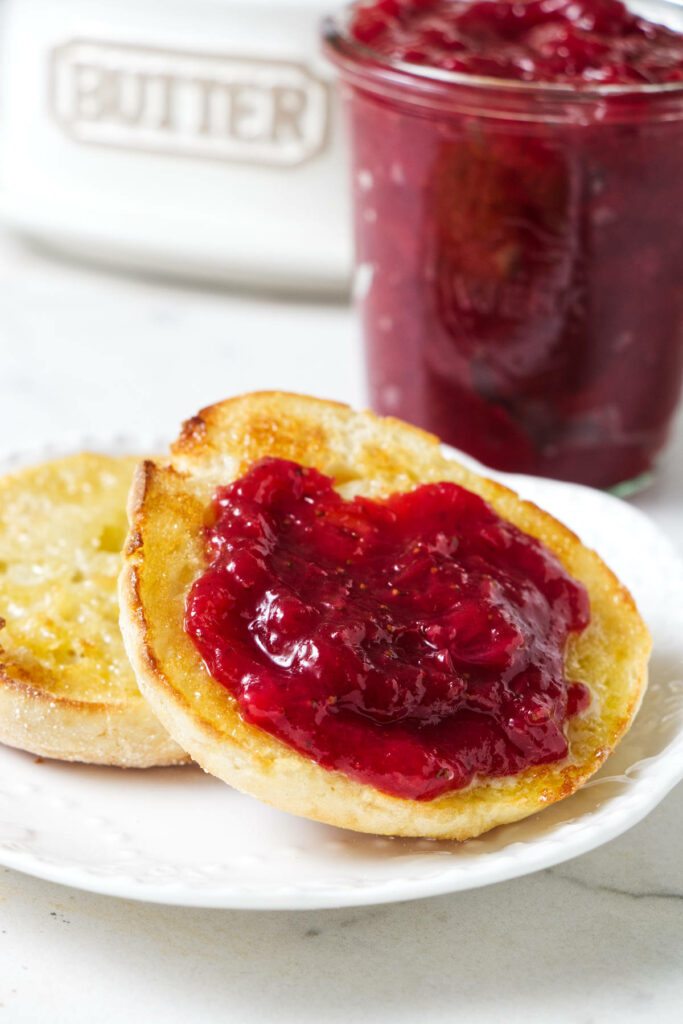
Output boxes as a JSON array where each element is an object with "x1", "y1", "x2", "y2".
[{"x1": 0, "y1": 453, "x2": 188, "y2": 767}]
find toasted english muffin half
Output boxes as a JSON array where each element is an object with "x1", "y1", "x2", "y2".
[
  {"x1": 0, "y1": 453, "x2": 188, "y2": 767},
  {"x1": 119, "y1": 393, "x2": 650, "y2": 838}
]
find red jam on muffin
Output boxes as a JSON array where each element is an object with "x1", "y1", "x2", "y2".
[{"x1": 185, "y1": 457, "x2": 590, "y2": 800}]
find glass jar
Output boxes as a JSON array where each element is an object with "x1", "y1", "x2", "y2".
[{"x1": 323, "y1": 1, "x2": 683, "y2": 490}]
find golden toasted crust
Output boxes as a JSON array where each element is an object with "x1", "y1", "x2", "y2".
[
  {"x1": 119, "y1": 393, "x2": 650, "y2": 838},
  {"x1": 0, "y1": 453, "x2": 188, "y2": 767}
]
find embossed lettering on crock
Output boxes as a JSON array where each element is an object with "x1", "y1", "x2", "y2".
[{"x1": 50, "y1": 40, "x2": 330, "y2": 167}]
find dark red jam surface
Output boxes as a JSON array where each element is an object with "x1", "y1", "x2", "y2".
[
  {"x1": 350, "y1": 0, "x2": 683, "y2": 84},
  {"x1": 185, "y1": 457, "x2": 590, "y2": 801}
]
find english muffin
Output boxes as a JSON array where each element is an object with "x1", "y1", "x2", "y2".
[
  {"x1": 119, "y1": 393, "x2": 650, "y2": 838},
  {"x1": 0, "y1": 453, "x2": 187, "y2": 767}
]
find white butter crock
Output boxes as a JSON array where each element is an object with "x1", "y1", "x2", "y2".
[{"x1": 0, "y1": 0, "x2": 351, "y2": 294}]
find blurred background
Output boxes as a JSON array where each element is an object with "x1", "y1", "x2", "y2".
[
  {"x1": 0, "y1": 0, "x2": 353, "y2": 292},
  {"x1": 0, "y1": 0, "x2": 681, "y2": 521},
  {"x1": 0, "y1": 0, "x2": 360, "y2": 453},
  {"x1": 0, "y1": 0, "x2": 681, "y2": 497}
]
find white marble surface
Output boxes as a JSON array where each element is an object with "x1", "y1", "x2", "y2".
[{"x1": 0, "y1": 230, "x2": 680, "y2": 1023}]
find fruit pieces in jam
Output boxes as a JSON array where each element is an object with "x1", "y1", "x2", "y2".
[
  {"x1": 185, "y1": 457, "x2": 590, "y2": 801},
  {"x1": 334, "y1": 1, "x2": 683, "y2": 488},
  {"x1": 350, "y1": 0, "x2": 683, "y2": 84}
]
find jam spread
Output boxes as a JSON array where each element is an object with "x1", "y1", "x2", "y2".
[
  {"x1": 330, "y1": 1, "x2": 683, "y2": 489},
  {"x1": 350, "y1": 0, "x2": 683, "y2": 83},
  {"x1": 185, "y1": 457, "x2": 590, "y2": 800}
]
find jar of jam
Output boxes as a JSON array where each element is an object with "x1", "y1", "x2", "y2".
[{"x1": 323, "y1": 0, "x2": 683, "y2": 490}]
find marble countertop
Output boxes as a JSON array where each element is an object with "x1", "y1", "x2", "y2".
[{"x1": 0, "y1": 230, "x2": 680, "y2": 1024}]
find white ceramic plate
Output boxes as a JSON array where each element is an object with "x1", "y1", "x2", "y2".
[{"x1": 0, "y1": 437, "x2": 681, "y2": 909}]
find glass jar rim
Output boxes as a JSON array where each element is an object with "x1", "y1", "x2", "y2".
[{"x1": 322, "y1": 1, "x2": 683, "y2": 103}]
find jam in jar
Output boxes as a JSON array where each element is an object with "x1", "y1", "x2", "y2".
[{"x1": 324, "y1": 0, "x2": 683, "y2": 489}]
